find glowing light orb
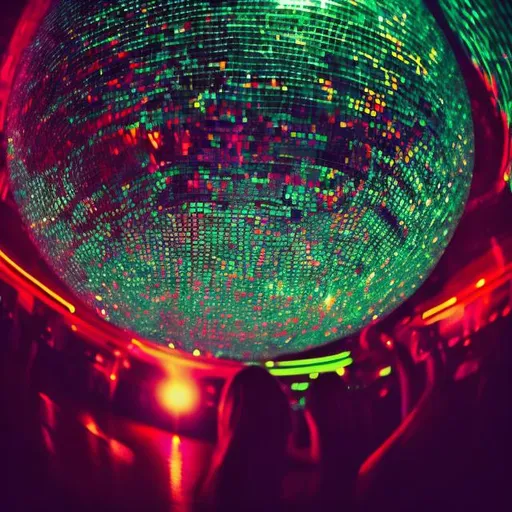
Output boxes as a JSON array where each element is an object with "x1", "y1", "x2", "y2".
[
  {"x1": 6, "y1": 0, "x2": 473, "y2": 360},
  {"x1": 157, "y1": 379, "x2": 199, "y2": 415}
]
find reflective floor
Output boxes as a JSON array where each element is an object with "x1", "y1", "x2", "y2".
[
  {"x1": 1, "y1": 347, "x2": 321, "y2": 511},
  {"x1": 2, "y1": 314, "x2": 511, "y2": 512},
  {"x1": 1, "y1": 354, "x2": 212, "y2": 511}
]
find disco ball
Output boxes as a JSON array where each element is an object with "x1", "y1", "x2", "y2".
[{"x1": 6, "y1": 0, "x2": 473, "y2": 360}]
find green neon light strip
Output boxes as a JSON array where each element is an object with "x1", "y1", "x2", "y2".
[
  {"x1": 291, "y1": 382, "x2": 310, "y2": 391},
  {"x1": 268, "y1": 351, "x2": 351, "y2": 368},
  {"x1": 268, "y1": 357, "x2": 354, "y2": 377}
]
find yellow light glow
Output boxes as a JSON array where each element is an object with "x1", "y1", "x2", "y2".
[
  {"x1": 157, "y1": 379, "x2": 199, "y2": 415},
  {"x1": 324, "y1": 294, "x2": 335, "y2": 311},
  {"x1": 170, "y1": 434, "x2": 184, "y2": 503},
  {"x1": 0, "y1": 248, "x2": 76, "y2": 313},
  {"x1": 422, "y1": 296, "x2": 457, "y2": 320},
  {"x1": 475, "y1": 278, "x2": 486, "y2": 289}
]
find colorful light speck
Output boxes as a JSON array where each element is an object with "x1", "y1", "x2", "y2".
[{"x1": 7, "y1": 0, "x2": 473, "y2": 360}]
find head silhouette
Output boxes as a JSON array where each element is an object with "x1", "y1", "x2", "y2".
[
  {"x1": 306, "y1": 373, "x2": 368, "y2": 508},
  {"x1": 202, "y1": 365, "x2": 291, "y2": 510},
  {"x1": 307, "y1": 373, "x2": 357, "y2": 437}
]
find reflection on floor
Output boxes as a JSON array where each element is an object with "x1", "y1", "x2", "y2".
[
  {"x1": 1, "y1": 348, "x2": 321, "y2": 511},
  {"x1": 2, "y1": 313, "x2": 512, "y2": 511},
  {"x1": 1, "y1": 353, "x2": 214, "y2": 511}
]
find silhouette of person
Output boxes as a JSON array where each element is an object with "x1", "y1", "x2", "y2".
[
  {"x1": 306, "y1": 373, "x2": 369, "y2": 510},
  {"x1": 199, "y1": 365, "x2": 292, "y2": 511}
]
